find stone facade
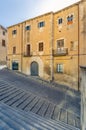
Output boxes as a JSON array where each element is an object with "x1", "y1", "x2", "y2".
[
  {"x1": 7, "y1": 0, "x2": 86, "y2": 90},
  {"x1": 0, "y1": 25, "x2": 7, "y2": 65},
  {"x1": 80, "y1": 66, "x2": 86, "y2": 130}
]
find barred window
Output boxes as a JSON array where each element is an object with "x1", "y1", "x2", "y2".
[{"x1": 56, "y1": 64, "x2": 63, "y2": 73}]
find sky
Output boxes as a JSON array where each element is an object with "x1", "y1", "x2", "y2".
[{"x1": 0, "y1": 0, "x2": 80, "y2": 28}]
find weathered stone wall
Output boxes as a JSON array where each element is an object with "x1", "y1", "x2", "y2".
[
  {"x1": 80, "y1": 66, "x2": 86, "y2": 130},
  {"x1": 0, "y1": 25, "x2": 7, "y2": 65}
]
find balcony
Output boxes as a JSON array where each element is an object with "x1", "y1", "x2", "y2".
[
  {"x1": 23, "y1": 52, "x2": 32, "y2": 57},
  {"x1": 53, "y1": 48, "x2": 68, "y2": 56}
]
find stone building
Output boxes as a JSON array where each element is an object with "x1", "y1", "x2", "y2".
[
  {"x1": 7, "y1": 0, "x2": 86, "y2": 90},
  {"x1": 0, "y1": 25, "x2": 7, "y2": 66}
]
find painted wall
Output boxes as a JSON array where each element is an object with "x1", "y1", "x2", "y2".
[
  {"x1": 0, "y1": 26, "x2": 7, "y2": 65},
  {"x1": 53, "y1": 4, "x2": 79, "y2": 89}
]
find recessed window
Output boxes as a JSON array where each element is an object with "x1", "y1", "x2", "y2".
[
  {"x1": 58, "y1": 18, "x2": 63, "y2": 24},
  {"x1": 25, "y1": 25, "x2": 31, "y2": 31},
  {"x1": 3, "y1": 31, "x2": 5, "y2": 35},
  {"x1": 13, "y1": 46, "x2": 16, "y2": 54},
  {"x1": 57, "y1": 39, "x2": 64, "y2": 48},
  {"x1": 12, "y1": 30, "x2": 17, "y2": 35},
  {"x1": 39, "y1": 42, "x2": 43, "y2": 51},
  {"x1": 56, "y1": 64, "x2": 63, "y2": 73},
  {"x1": 2, "y1": 40, "x2": 6, "y2": 47},
  {"x1": 38, "y1": 21, "x2": 45, "y2": 28},
  {"x1": 26, "y1": 44, "x2": 30, "y2": 56},
  {"x1": 67, "y1": 15, "x2": 73, "y2": 25}
]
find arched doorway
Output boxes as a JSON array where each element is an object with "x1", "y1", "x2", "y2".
[{"x1": 31, "y1": 62, "x2": 39, "y2": 76}]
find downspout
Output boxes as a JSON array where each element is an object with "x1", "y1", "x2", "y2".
[
  {"x1": 21, "y1": 24, "x2": 23, "y2": 72},
  {"x1": 78, "y1": 3, "x2": 80, "y2": 91},
  {"x1": 50, "y1": 12, "x2": 54, "y2": 82}
]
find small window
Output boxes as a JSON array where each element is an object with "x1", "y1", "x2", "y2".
[
  {"x1": 67, "y1": 15, "x2": 73, "y2": 24},
  {"x1": 39, "y1": 42, "x2": 43, "y2": 51},
  {"x1": 13, "y1": 47, "x2": 16, "y2": 54},
  {"x1": 2, "y1": 40, "x2": 6, "y2": 47},
  {"x1": 12, "y1": 30, "x2": 17, "y2": 35},
  {"x1": 25, "y1": 25, "x2": 31, "y2": 31},
  {"x1": 58, "y1": 18, "x2": 63, "y2": 24},
  {"x1": 3, "y1": 31, "x2": 5, "y2": 35},
  {"x1": 57, "y1": 39, "x2": 64, "y2": 48},
  {"x1": 38, "y1": 21, "x2": 45, "y2": 28},
  {"x1": 57, "y1": 64, "x2": 63, "y2": 73}
]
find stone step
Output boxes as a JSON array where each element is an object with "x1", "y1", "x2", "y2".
[
  {"x1": 0, "y1": 103, "x2": 80, "y2": 130},
  {"x1": 0, "y1": 80, "x2": 80, "y2": 128}
]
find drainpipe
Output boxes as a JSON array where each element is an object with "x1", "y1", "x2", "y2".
[
  {"x1": 78, "y1": 4, "x2": 80, "y2": 91},
  {"x1": 21, "y1": 24, "x2": 23, "y2": 72},
  {"x1": 50, "y1": 12, "x2": 54, "y2": 82}
]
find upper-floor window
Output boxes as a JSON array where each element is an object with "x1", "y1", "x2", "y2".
[
  {"x1": 12, "y1": 30, "x2": 17, "y2": 35},
  {"x1": 26, "y1": 44, "x2": 30, "y2": 56},
  {"x1": 13, "y1": 46, "x2": 16, "y2": 54},
  {"x1": 38, "y1": 21, "x2": 45, "y2": 28},
  {"x1": 58, "y1": 18, "x2": 63, "y2": 25},
  {"x1": 2, "y1": 40, "x2": 6, "y2": 47},
  {"x1": 39, "y1": 42, "x2": 44, "y2": 51},
  {"x1": 3, "y1": 31, "x2": 5, "y2": 35},
  {"x1": 67, "y1": 15, "x2": 73, "y2": 25},
  {"x1": 57, "y1": 39, "x2": 64, "y2": 48},
  {"x1": 25, "y1": 25, "x2": 31, "y2": 31}
]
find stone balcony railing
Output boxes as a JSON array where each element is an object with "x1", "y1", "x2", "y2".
[{"x1": 53, "y1": 48, "x2": 68, "y2": 56}]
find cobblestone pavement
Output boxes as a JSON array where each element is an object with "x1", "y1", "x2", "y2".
[
  {"x1": 0, "y1": 103, "x2": 80, "y2": 130},
  {"x1": 0, "y1": 69, "x2": 81, "y2": 128}
]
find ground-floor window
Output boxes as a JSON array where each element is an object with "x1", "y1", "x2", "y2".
[
  {"x1": 12, "y1": 62, "x2": 19, "y2": 70},
  {"x1": 56, "y1": 64, "x2": 63, "y2": 73}
]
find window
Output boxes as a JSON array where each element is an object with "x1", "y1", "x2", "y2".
[
  {"x1": 58, "y1": 18, "x2": 63, "y2": 24},
  {"x1": 2, "y1": 40, "x2": 6, "y2": 47},
  {"x1": 57, "y1": 64, "x2": 63, "y2": 73},
  {"x1": 25, "y1": 25, "x2": 31, "y2": 31},
  {"x1": 12, "y1": 30, "x2": 17, "y2": 35},
  {"x1": 3, "y1": 31, "x2": 5, "y2": 35},
  {"x1": 67, "y1": 15, "x2": 73, "y2": 25},
  {"x1": 39, "y1": 42, "x2": 43, "y2": 51},
  {"x1": 57, "y1": 39, "x2": 64, "y2": 48},
  {"x1": 13, "y1": 47, "x2": 16, "y2": 54},
  {"x1": 38, "y1": 21, "x2": 45, "y2": 28},
  {"x1": 26, "y1": 44, "x2": 30, "y2": 56}
]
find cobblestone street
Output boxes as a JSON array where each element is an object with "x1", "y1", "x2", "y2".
[{"x1": 0, "y1": 69, "x2": 81, "y2": 129}]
